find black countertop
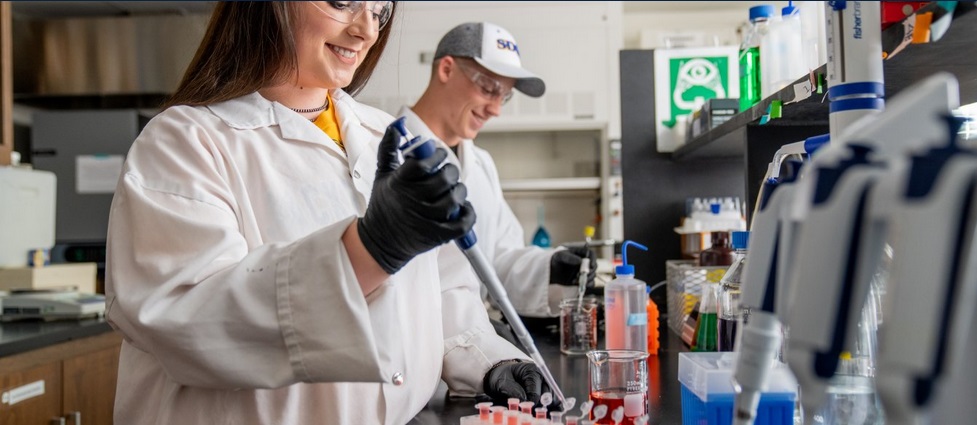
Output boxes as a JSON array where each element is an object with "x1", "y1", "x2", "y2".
[
  {"x1": 0, "y1": 317, "x2": 114, "y2": 357},
  {"x1": 0, "y1": 316, "x2": 689, "y2": 424},
  {"x1": 411, "y1": 322, "x2": 688, "y2": 424}
]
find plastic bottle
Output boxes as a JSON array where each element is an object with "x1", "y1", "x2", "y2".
[
  {"x1": 739, "y1": 5, "x2": 774, "y2": 112},
  {"x1": 604, "y1": 240, "x2": 650, "y2": 352},
  {"x1": 531, "y1": 204, "x2": 551, "y2": 248},
  {"x1": 760, "y1": 3, "x2": 806, "y2": 98},
  {"x1": 646, "y1": 285, "x2": 660, "y2": 355},
  {"x1": 717, "y1": 231, "x2": 749, "y2": 352},
  {"x1": 699, "y1": 231, "x2": 733, "y2": 267}
]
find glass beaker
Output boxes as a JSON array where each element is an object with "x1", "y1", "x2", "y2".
[
  {"x1": 586, "y1": 350, "x2": 649, "y2": 425},
  {"x1": 560, "y1": 297, "x2": 599, "y2": 355}
]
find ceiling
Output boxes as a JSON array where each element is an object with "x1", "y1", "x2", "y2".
[
  {"x1": 11, "y1": 2, "x2": 215, "y2": 19},
  {"x1": 11, "y1": 1, "x2": 777, "y2": 20}
]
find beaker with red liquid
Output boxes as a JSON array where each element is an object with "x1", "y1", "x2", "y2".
[{"x1": 586, "y1": 350, "x2": 649, "y2": 424}]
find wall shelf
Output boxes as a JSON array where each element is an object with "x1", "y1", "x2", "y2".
[
  {"x1": 481, "y1": 118, "x2": 607, "y2": 134},
  {"x1": 500, "y1": 177, "x2": 601, "y2": 192},
  {"x1": 671, "y1": 2, "x2": 977, "y2": 162}
]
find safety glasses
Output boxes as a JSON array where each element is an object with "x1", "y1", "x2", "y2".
[
  {"x1": 310, "y1": 1, "x2": 394, "y2": 31},
  {"x1": 456, "y1": 61, "x2": 514, "y2": 105}
]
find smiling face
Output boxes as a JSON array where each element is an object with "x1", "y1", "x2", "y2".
[
  {"x1": 440, "y1": 57, "x2": 516, "y2": 146},
  {"x1": 293, "y1": 2, "x2": 382, "y2": 90}
]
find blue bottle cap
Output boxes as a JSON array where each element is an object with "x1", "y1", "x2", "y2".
[
  {"x1": 615, "y1": 240, "x2": 649, "y2": 276},
  {"x1": 749, "y1": 5, "x2": 775, "y2": 21},
  {"x1": 731, "y1": 231, "x2": 750, "y2": 250},
  {"x1": 782, "y1": 5, "x2": 797, "y2": 16}
]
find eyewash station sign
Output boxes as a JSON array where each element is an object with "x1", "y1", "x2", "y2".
[{"x1": 654, "y1": 46, "x2": 739, "y2": 153}]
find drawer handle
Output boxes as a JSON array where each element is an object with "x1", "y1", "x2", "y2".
[
  {"x1": 69, "y1": 411, "x2": 82, "y2": 425},
  {"x1": 50, "y1": 417, "x2": 66, "y2": 425}
]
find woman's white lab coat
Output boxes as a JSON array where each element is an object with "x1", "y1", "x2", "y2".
[
  {"x1": 398, "y1": 108, "x2": 577, "y2": 318},
  {"x1": 105, "y1": 91, "x2": 528, "y2": 425}
]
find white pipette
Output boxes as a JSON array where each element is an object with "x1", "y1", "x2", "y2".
[{"x1": 393, "y1": 119, "x2": 567, "y2": 409}]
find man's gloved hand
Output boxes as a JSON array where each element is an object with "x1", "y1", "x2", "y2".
[
  {"x1": 483, "y1": 360, "x2": 555, "y2": 408},
  {"x1": 358, "y1": 120, "x2": 476, "y2": 274},
  {"x1": 549, "y1": 247, "x2": 597, "y2": 287}
]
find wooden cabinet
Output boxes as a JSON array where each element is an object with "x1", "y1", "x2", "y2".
[{"x1": 0, "y1": 331, "x2": 121, "y2": 425}]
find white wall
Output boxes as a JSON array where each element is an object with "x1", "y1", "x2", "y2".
[{"x1": 622, "y1": 2, "x2": 790, "y2": 49}]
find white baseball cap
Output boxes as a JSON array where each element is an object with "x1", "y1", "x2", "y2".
[{"x1": 434, "y1": 22, "x2": 545, "y2": 98}]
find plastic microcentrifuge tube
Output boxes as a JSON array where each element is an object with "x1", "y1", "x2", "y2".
[
  {"x1": 491, "y1": 406, "x2": 507, "y2": 424},
  {"x1": 579, "y1": 400, "x2": 594, "y2": 418},
  {"x1": 563, "y1": 397, "x2": 577, "y2": 413},
  {"x1": 611, "y1": 406, "x2": 624, "y2": 425},
  {"x1": 564, "y1": 415, "x2": 579, "y2": 425},
  {"x1": 476, "y1": 402, "x2": 493, "y2": 422},
  {"x1": 509, "y1": 398, "x2": 520, "y2": 411},
  {"x1": 533, "y1": 419, "x2": 550, "y2": 425},
  {"x1": 535, "y1": 407, "x2": 547, "y2": 419},
  {"x1": 540, "y1": 392, "x2": 553, "y2": 408},
  {"x1": 633, "y1": 415, "x2": 650, "y2": 425},
  {"x1": 504, "y1": 410, "x2": 520, "y2": 425},
  {"x1": 579, "y1": 421, "x2": 594, "y2": 425},
  {"x1": 519, "y1": 413, "x2": 535, "y2": 425},
  {"x1": 549, "y1": 411, "x2": 564, "y2": 424},
  {"x1": 520, "y1": 401, "x2": 535, "y2": 415},
  {"x1": 592, "y1": 405, "x2": 608, "y2": 422}
]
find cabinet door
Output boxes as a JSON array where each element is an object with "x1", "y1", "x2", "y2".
[
  {"x1": 0, "y1": 361, "x2": 63, "y2": 425},
  {"x1": 62, "y1": 344, "x2": 120, "y2": 425}
]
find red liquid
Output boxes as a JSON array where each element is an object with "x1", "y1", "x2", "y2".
[
  {"x1": 718, "y1": 317, "x2": 738, "y2": 351},
  {"x1": 589, "y1": 390, "x2": 649, "y2": 425}
]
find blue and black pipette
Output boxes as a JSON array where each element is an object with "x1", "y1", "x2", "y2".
[{"x1": 392, "y1": 119, "x2": 568, "y2": 410}]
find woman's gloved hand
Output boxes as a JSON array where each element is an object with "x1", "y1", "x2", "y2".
[
  {"x1": 358, "y1": 120, "x2": 476, "y2": 274},
  {"x1": 549, "y1": 247, "x2": 597, "y2": 286},
  {"x1": 483, "y1": 360, "x2": 551, "y2": 407}
]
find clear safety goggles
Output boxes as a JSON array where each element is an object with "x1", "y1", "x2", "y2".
[
  {"x1": 310, "y1": 1, "x2": 394, "y2": 31},
  {"x1": 457, "y1": 61, "x2": 514, "y2": 105}
]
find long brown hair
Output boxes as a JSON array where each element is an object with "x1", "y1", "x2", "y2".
[{"x1": 165, "y1": 1, "x2": 397, "y2": 108}]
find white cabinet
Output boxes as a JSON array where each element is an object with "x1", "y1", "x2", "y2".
[{"x1": 357, "y1": 2, "x2": 625, "y2": 258}]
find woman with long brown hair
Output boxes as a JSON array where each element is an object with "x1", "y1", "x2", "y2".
[{"x1": 104, "y1": 2, "x2": 535, "y2": 423}]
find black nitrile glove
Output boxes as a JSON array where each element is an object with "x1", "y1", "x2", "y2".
[
  {"x1": 483, "y1": 361, "x2": 552, "y2": 407},
  {"x1": 549, "y1": 247, "x2": 597, "y2": 287},
  {"x1": 358, "y1": 121, "x2": 476, "y2": 274}
]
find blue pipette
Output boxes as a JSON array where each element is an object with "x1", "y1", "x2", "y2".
[{"x1": 392, "y1": 118, "x2": 567, "y2": 409}]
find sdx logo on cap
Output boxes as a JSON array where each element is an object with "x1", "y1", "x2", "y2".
[{"x1": 434, "y1": 21, "x2": 545, "y2": 98}]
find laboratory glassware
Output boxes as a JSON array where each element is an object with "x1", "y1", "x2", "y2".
[
  {"x1": 586, "y1": 350, "x2": 650, "y2": 425},
  {"x1": 560, "y1": 296, "x2": 599, "y2": 355}
]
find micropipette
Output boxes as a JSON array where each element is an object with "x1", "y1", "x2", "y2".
[{"x1": 392, "y1": 119, "x2": 568, "y2": 409}]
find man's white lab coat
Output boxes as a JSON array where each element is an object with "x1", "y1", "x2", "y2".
[
  {"x1": 398, "y1": 107, "x2": 577, "y2": 318},
  {"x1": 105, "y1": 91, "x2": 527, "y2": 425}
]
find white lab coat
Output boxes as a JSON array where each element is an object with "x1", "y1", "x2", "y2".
[
  {"x1": 105, "y1": 91, "x2": 528, "y2": 425},
  {"x1": 398, "y1": 107, "x2": 577, "y2": 318}
]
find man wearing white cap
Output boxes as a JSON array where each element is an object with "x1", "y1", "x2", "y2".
[{"x1": 398, "y1": 21, "x2": 596, "y2": 333}]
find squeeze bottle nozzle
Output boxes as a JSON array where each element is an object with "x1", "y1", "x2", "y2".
[{"x1": 616, "y1": 240, "x2": 649, "y2": 276}]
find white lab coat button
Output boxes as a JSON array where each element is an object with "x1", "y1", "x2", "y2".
[
  {"x1": 392, "y1": 372, "x2": 404, "y2": 386},
  {"x1": 353, "y1": 170, "x2": 361, "y2": 179}
]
